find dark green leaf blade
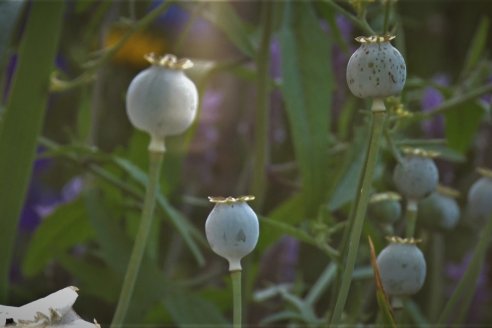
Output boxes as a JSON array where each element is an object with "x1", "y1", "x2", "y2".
[
  {"x1": 444, "y1": 101, "x2": 484, "y2": 154},
  {"x1": 0, "y1": 1, "x2": 65, "y2": 301},
  {"x1": 279, "y1": 1, "x2": 333, "y2": 217},
  {"x1": 22, "y1": 198, "x2": 94, "y2": 277}
]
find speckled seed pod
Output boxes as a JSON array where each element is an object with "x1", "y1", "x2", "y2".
[
  {"x1": 369, "y1": 192, "x2": 402, "y2": 224},
  {"x1": 418, "y1": 186, "x2": 460, "y2": 231},
  {"x1": 346, "y1": 35, "x2": 406, "y2": 99},
  {"x1": 205, "y1": 196, "x2": 259, "y2": 271},
  {"x1": 126, "y1": 54, "x2": 198, "y2": 152},
  {"x1": 467, "y1": 168, "x2": 492, "y2": 224},
  {"x1": 393, "y1": 150, "x2": 439, "y2": 200},
  {"x1": 377, "y1": 237, "x2": 426, "y2": 297}
]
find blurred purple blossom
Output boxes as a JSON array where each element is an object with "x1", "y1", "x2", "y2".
[
  {"x1": 19, "y1": 149, "x2": 84, "y2": 232},
  {"x1": 420, "y1": 75, "x2": 450, "y2": 138},
  {"x1": 258, "y1": 236, "x2": 300, "y2": 283}
]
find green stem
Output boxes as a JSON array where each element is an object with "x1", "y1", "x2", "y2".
[
  {"x1": 306, "y1": 262, "x2": 337, "y2": 306},
  {"x1": 322, "y1": 0, "x2": 376, "y2": 35},
  {"x1": 231, "y1": 270, "x2": 242, "y2": 328},
  {"x1": 438, "y1": 213, "x2": 492, "y2": 325},
  {"x1": 330, "y1": 98, "x2": 386, "y2": 325},
  {"x1": 110, "y1": 151, "x2": 164, "y2": 328},
  {"x1": 382, "y1": 0, "x2": 392, "y2": 34},
  {"x1": 405, "y1": 199, "x2": 418, "y2": 239},
  {"x1": 384, "y1": 126, "x2": 403, "y2": 164},
  {"x1": 252, "y1": 1, "x2": 274, "y2": 209},
  {"x1": 411, "y1": 83, "x2": 492, "y2": 121},
  {"x1": 429, "y1": 233, "x2": 444, "y2": 322}
]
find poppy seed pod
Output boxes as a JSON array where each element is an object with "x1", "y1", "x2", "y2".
[
  {"x1": 377, "y1": 237, "x2": 426, "y2": 297},
  {"x1": 369, "y1": 192, "x2": 402, "y2": 224},
  {"x1": 467, "y1": 168, "x2": 492, "y2": 224},
  {"x1": 418, "y1": 186, "x2": 461, "y2": 231},
  {"x1": 126, "y1": 53, "x2": 198, "y2": 152},
  {"x1": 346, "y1": 35, "x2": 406, "y2": 99},
  {"x1": 205, "y1": 196, "x2": 259, "y2": 271},
  {"x1": 393, "y1": 148, "x2": 439, "y2": 201}
]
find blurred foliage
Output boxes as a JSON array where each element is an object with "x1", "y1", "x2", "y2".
[{"x1": 1, "y1": 0, "x2": 492, "y2": 326}]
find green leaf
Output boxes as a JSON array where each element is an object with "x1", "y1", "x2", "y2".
[
  {"x1": 328, "y1": 125, "x2": 367, "y2": 210},
  {"x1": 462, "y1": 17, "x2": 489, "y2": 76},
  {"x1": 112, "y1": 156, "x2": 206, "y2": 266},
  {"x1": 162, "y1": 287, "x2": 228, "y2": 326},
  {"x1": 22, "y1": 198, "x2": 94, "y2": 277},
  {"x1": 58, "y1": 254, "x2": 120, "y2": 303},
  {"x1": 200, "y1": 2, "x2": 255, "y2": 57},
  {"x1": 438, "y1": 213, "x2": 492, "y2": 325},
  {"x1": 0, "y1": 1, "x2": 65, "y2": 301},
  {"x1": 261, "y1": 217, "x2": 338, "y2": 259},
  {"x1": 280, "y1": 1, "x2": 332, "y2": 217},
  {"x1": 0, "y1": 0, "x2": 24, "y2": 64},
  {"x1": 444, "y1": 101, "x2": 484, "y2": 154}
]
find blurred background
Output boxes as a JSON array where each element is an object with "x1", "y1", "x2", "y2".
[{"x1": 2, "y1": 0, "x2": 492, "y2": 326}]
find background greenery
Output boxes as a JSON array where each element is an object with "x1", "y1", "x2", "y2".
[{"x1": 1, "y1": 0, "x2": 492, "y2": 326}]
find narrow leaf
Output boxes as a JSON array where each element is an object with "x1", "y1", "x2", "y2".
[
  {"x1": 280, "y1": 1, "x2": 332, "y2": 216},
  {"x1": 22, "y1": 198, "x2": 94, "y2": 277},
  {"x1": 444, "y1": 101, "x2": 484, "y2": 154},
  {"x1": 368, "y1": 236, "x2": 397, "y2": 328},
  {"x1": 462, "y1": 17, "x2": 489, "y2": 75},
  {"x1": 0, "y1": 1, "x2": 65, "y2": 301}
]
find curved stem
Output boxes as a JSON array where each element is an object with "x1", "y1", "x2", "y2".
[
  {"x1": 231, "y1": 270, "x2": 242, "y2": 328},
  {"x1": 110, "y1": 151, "x2": 164, "y2": 328},
  {"x1": 405, "y1": 199, "x2": 418, "y2": 239},
  {"x1": 330, "y1": 99, "x2": 386, "y2": 325}
]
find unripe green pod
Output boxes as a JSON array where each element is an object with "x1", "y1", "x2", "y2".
[
  {"x1": 369, "y1": 192, "x2": 402, "y2": 224},
  {"x1": 205, "y1": 196, "x2": 259, "y2": 271},
  {"x1": 467, "y1": 168, "x2": 492, "y2": 223},
  {"x1": 346, "y1": 35, "x2": 406, "y2": 99},
  {"x1": 418, "y1": 186, "x2": 460, "y2": 231},
  {"x1": 126, "y1": 53, "x2": 198, "y2": 152},
  {"x1": 393, "y1": 149, "x2": 439, "y2": 201},
  {"x1": 377, "y1": 237, "x2": 426, "y2": 297}
]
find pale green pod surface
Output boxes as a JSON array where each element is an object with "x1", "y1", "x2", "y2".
[
  {"x1": 377, "y1": 242, "x2": 426, "y2": 297},
  {"x1": 393, "y1": 155, "x2": 438, "y2": 200},
  {"x1": 346, "y1": 36, "x2": 406, "y2": 99},
  {"x1": 418, "y1": 192, "x2": 460, "y2": 231},
  {"x1": 205, "y1": 201, "x2": 259, "y2": 271},
  {"x1": 467, "y1": 177, "x2": 492, "y2": 224},
  {"x1": 369, "y1": 198, "x2": 402, "y2": 224},
  {"x1": 126, "y1": 65, "x2": 198, "y2": 140}
]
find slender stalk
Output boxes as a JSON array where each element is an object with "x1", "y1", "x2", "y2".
[
  {"x1": 437, "y1": 213, "x2": 492, "y2": 325},
  {"x1": 306, "y1": 263, "x2": 337, "y2": 306},
  {"x1": 110, "y1": 151, "x2": 164, "y2": 328},
  {"x1": 322, "y1": 0, "x2": 376, "y2": 35},
  {"x1": 405, "y1": 199, "x2": 418, "y2": 239},
  {"x1": 231, "y1": 270, "x2": 242, "y2": 328},
  {"x1": 429, "y1": 233, "x2": 444, "y2": 321},
  {"x1": 330, "y1": 99, "x2": 387, "y2": 325},
  {"x1": 384, "y1": 126, "x2": 403, "y2": 164},
  {"x1": 382, "y1": 0, "x2": 392, "y2": 35},
  {"x1": 252, "y1": 1, "x2": 274, "y2": 210},
  {"x1": 411, "y1": 83, "x2": 492, "y2": 121}
]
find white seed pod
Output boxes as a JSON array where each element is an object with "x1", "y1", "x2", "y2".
[
  {"x1": 205, "y1": 196, "x2": 259, "y2": 271},
  {"x1": 346, "y1": 35, "x2": 406, "y2": 99},
  {"x1": 393, "y1": 151, "x2": 439, "y2": 200},
  {"x1": 377, "y1": 238, "x2": 426, "y2": 297},
  {"x1": 126, "y1": 54, "x2": 198, "y2": 152},
  {"x1": 418, "y1": 187, "x2": 461, "y2": 231},
  {"x1": 467, "y1": 169, "x2": 492, "y2": 224}
]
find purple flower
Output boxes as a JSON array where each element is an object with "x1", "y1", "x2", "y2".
[{"x1": 420, "y1": 75, "x2": 449, "y2": 138}]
